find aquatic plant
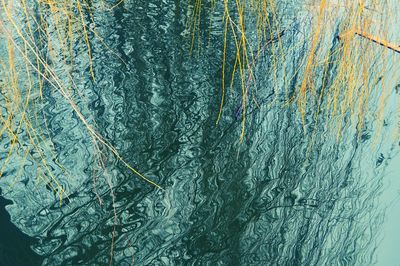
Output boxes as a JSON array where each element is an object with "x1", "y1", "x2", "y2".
[
  {"x1": 1, "y1": 0, "x2": 397, "y2": 208},
  {"x1": 0, "y1": 0, "x2": 162, "y2": 204},
  {"x1": 0, "y1": 3, "x2": 161, "y2": 263},
  {"x1": 187, "y1": 0, "x2": 400, "y2": 143}
]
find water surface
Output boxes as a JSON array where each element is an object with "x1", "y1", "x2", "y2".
[{"x1": 0, "y1": 1, "x2": 399, "y2": 265}]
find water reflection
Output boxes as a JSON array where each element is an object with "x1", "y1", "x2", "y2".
[
  {"x1": 0, "y1": 189, "x2": 42, "y2": 265},
  {"x1": 0, "y1": 0, "x2": 397, "y2": 265}
]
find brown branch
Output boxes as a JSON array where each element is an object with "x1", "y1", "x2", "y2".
[{"x1": 339, "y1": 28, "x2": 400, "y2": 54}]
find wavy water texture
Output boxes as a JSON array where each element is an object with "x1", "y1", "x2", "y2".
[{"x1": 0, "y1": 0, "x2": 399, "y2": 265}]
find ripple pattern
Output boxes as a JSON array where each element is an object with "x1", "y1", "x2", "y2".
[{"x1": 0, "y1": 1, "x2": 399, "y2": 265}]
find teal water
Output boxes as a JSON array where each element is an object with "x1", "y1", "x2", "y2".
[{"x1": 0, "y1": 1, "x2": 399, "y2": 265}]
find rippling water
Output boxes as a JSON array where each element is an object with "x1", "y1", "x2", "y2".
[{"x1": 1, "y1": 0, "x2": 399, "y2": 265}]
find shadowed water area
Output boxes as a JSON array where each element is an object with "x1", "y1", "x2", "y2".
[{"x1": 0, "y1": 0, "x2": 399, "y2": 265}]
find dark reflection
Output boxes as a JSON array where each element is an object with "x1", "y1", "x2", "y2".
[
  {"x1": 0, "y1": 189, "x2": 42, "y2": 266},
  {"x1": 0, "y1": 1, "x2": 394, "y2": 265}
]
